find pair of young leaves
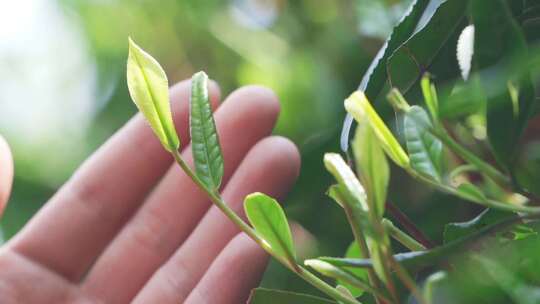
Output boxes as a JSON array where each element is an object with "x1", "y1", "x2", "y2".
[{"x1": 126, "y1": 38, "x2": 297, "y2": 268}]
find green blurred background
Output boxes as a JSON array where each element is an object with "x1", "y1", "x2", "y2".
[{"x1": 0, "y1": 0, "x2": 480, "y2": 297}]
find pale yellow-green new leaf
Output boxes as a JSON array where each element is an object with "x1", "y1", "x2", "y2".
[
  {"x1": 127, "y1": 38, "x2": 179, "y2": 152},
  {"x1": 345, "y1": 91, "x2": 409, "y2": 168},
  {"x1": 353, "y1": 121, "x2": 389, "y2": 218},
  {"x1": 324, "y1": 153, "x2": 369, "y2": 212}
]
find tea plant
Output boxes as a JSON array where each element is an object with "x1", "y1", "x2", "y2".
[{"x1": 127, "y1": 0, "x2": 540, "y2": 303}]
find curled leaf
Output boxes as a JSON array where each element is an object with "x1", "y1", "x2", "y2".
[
  {"x1": 345, "y1": 91, "x2": 409, "y2": 168},
  {"x1": 127, "y1": 38, "x2": 179, "y2": 152},
  {"x1": 352, "y1": 121, "x2": 389, "y2": 218},
  {"x1": 324, "y1": 153, "x2": 369, "y2": 212},
  {"x1": 420, "y1": 74, "x2": 440, "y2": 122}
]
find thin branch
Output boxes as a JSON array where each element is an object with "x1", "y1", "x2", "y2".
[{"x1": 386, "y1": 202, "x2": 435, "y2": 249}]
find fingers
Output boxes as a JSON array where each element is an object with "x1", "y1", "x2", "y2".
[
  {"x1": 82, "y1": 86, "x2": 280, "y2": 303},
  {"x1": 0, "y1": 135, "x2": 13, "y2": 217},
  {"x1": 133, "y1": 136, "x2": 300, "y2": 303},
  {"x1": 185, "y1": 224, "x2": 314, "y2": 304},
  {"x1": 8, "y1": 79, "x2": 221, "y2": 281},
  {"x1": 184, "y1": 233, "x2": 268, "y2": 304},
  {"x1": 0, "y1": 249, "x2": 86, "y2": 304}
]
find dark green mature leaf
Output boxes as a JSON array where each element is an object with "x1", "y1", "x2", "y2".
[
  {"x1": 515, "y1": 142, "x2": 540, "y2": 196},
  {"x1": 341, "y1": 0, "x2": 430, "y2": 151},
  {"x1": 190, "y1": 71, "x2": 224, "y2": 191},
  {"x1": 474, "y1": 255, "x2": 540, "y2": 304},
  {"x1": 444, "y1": 209, "x2": 513, "y2": 244},
  {"x1": 244, "y1": 193, "x2": 296, "y2": 266},
  {"x1": 248, "y1": 288, "x2": 336, "y2": 304},
  {"x1": 404, "y1": 106, "x2": 443, "y2": 181},
  {"x1": 321, "y1": 212, "x2": 537, "y2": 273},
  {"x1": 445, "y1": 208, "x2": 537, "y2": 244},
  {"x1": 358, "y1": 0, "x2": 431, "y2": 99},
  {"x1": 127, "y1": 38, "x2": 179, "y2": 152},
  {"x1": 386, "y1": 0, "x2": 468, "y2": 93},
  {"x1": 337, "y1": 242, "x2": 368, "y2": 297},
  {"x1": 472, "y1": 0, "x2": 535, "y2": 167}
]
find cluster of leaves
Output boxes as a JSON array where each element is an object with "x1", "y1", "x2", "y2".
[
  {"x1": 126, "y1": 0, "x2": 540, "y2": 302},
  {"x1": 127, "y1": 38, "x2": 358, "y2": 304}
]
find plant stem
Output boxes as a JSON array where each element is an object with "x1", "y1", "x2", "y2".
[
  {"x1": 433, "y1": 128, "x2": 509, "y2": 187},
  {"x1": 387, "y1": 254, "x2": 427, "y2": 304},
  {"x1": 407, "y1": 168, "x2": 540, "y2": 214},
  {"x1": 377, "y1": 244, "x2": 400, "y2": 304},
  {"x1": 296, "y1": 267, "x2": 364, "y2": 304},
  {"x1": 386, "y1": 202, "x2": 434, "y2": 249},
  {"x1": 172, "y1": 151, "x2": 361, "y2": 304},
  {"x1": 343, "y1": 207, "x2": 389, "y2": 304},
  {"x1": 172, "y1": 151, "x2": 260, "y2": 246},
  {"x1": 382, "y1": 219, "x2": 426, "y2": 251}
]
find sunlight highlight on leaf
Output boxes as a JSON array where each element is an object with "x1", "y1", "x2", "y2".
[
  {"x1": 127, "y1": 38, "x2": 179, "y2": 152},
  {"x1": 244, "y1": 193, "x2": 296, "y2": 267},
  {"x1": 345, "y1": 91, "x2": 409, "y2": 168}
]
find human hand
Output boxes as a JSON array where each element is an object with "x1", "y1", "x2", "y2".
[{"x1": 0, "y1": 80, "x2": 301, "y2": 303}]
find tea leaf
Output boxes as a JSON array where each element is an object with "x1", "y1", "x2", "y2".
[
  {"x1": 456, "y1": 183, "x2": 487, "y2": 203},
  {"x1": 244, "y1": 193, "x2": 296, "y2": 267},
  {"x1": 472, "y1": 0, "x2": 534, "y2": 167},
  {"x1": 444, "y1": 209, "x2": 512, "y2": 244},
  {"x1": 326, "y1": 184, "x2": 374, "y2": 239},
  {"x1": 423, "y1": 271, "x2": 447, "y2": 304},
  {"x1": 127, "y1": 38, "x2": 179, "y2": 152},
  {"x1": 420, "y1": 74, "x2": 440, "y2": 122},
  {"x1": 404, "y1": 106, "x2": 443, "y2": 181},
  {"x1": 340, "y1": 0, "x2": 430, "y2": 151},
  {"x1": 248, "y1": 288, "x2": 336, "y2": 304},
  {"x1": 335, "y1": 285, "x2": 356, "y2": 303},
  {"x1": 190, "y1": 71, "x2": 224, "y2": 191},
  {"x1": 474, "y1": 255, "x2": 540, "y2": 304},
  {"x1": 345, "y1": 91, "x2": 409, "y2": 168},
  {"x1": 386, "y1": 0, "x2": 468, "y2": 92},
  {"x1": 319, "y1": 251, "x2": 433, "y2": 273},
  {"x1": 352, "y1": 121, "x2": 389, "y2": 218},
  {"x1": 324, "y1": 153, "x2": 369, "y2": 212},
  {"x1": 304, "y1": 259, "x2": 373, "y2": 295},
  {"x1": 515, "y1": 142, "x2": 540, "y2": 196},
  {"x1": 337, "y1": 242, "x2": 368, "y2": 297}
]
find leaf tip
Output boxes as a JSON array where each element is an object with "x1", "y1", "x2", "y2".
[
  {"x1": 304, "y1": 259, "x2": 334, "y2": 276},
  {"x1": 127, "y1": 36, "x2": 141, "y2": 57},
  {"x1": 344, "y1": 91, "x2": 368, "y2": 120}
]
